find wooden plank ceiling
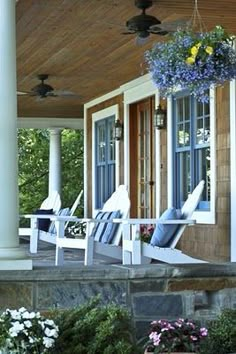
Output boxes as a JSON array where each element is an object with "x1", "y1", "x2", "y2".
[{"x1": 16, "y1": 0, "x2": 236, "y2": 119}]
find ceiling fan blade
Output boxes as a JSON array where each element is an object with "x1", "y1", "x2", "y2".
[
  {"x1": 149, "y1": 28, "x2": 169, "y2": 36},
  {"x1": 17, "y1": 91, "x2": 29, "y2": 95},
  {"x1": 121, "y1": 31, "x2": 136, "y2": 35},
  {"x1": 150, "y1": 19, "x2": 189, "y2": 32},
  {"x1": 50, "y1": 90, "x2": 80, "y2": 97}
]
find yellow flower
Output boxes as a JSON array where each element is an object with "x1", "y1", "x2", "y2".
[
  {"x1": 196, "y1": 42, "x2": 202, "y2": 49},
  {"x1": 205, "y1": 46, "x2": 213, "y2": 55},
  {"x1": 186, "y1": 56, "x2": 195, "y2": 65},
  {"x1": 191, "y1": 46, "x2": 199, "y2": 56}
]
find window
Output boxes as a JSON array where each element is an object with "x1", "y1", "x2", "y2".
[
  {"x1": 95, "y1": 116, "x2": 116, "y2": 209},
  {"x1": 173, "y1": 92, "x2": 211, "y2": 210}
]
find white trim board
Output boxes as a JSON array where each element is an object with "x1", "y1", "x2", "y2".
[
  {"x1": 91, "y1": 104, "x2": 119, "y2": 216},
  {"x1": 122, "y1": 77, "x2": 161, "y2": 218},
  {"x1": 167, "y1": 88, "x2": 216, "y2": 224},
  {"x1": 18, "y1": 117, "x2": 84, "y2": 129}
]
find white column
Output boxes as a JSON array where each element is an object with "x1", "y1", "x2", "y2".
[
  {"x1": 0, "y1": 1, "x2": 32, "y2": 269},
  {"x1": 48, "y1": 128, "x2": 62, "y2": 195}
]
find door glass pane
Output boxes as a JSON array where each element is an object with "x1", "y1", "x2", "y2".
[{"x1": 137, "y1": 104, "x2": 152, "y2": 218}]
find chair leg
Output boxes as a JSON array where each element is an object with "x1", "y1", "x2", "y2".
[
  {"x1": 30, "y1": 218, "x2": 39, "y2": 253},
  {"x1": 122, "y1": 224, "x2": 132, "y2": 265},
  {"x1": 55, "y1": 220, "x2": 66, "y2": 266},
  {"x1": 55, "y1": 245, "x2": 64, "y2": 266},
  {"x1": 84, "y1": 236, "x2": 94, "y2": 266},
  {"x1": 132, "y1": 240, "x2": 141, "y2": 264}
]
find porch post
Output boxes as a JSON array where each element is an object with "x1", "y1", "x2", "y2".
[
  {"x1": 0, "y1": 0, "x2": 32, "y2": 269},
  {"x1": 48, "y1": 128, "x2": 62, "y2": 195}
]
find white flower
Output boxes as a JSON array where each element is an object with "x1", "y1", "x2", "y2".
[
  {"x1": 24, "y1": 320, "x2": 32, "y2": 328},
  {"x1": 36, "y1": 312, "x2": 41, "y2": 319},
  {"x1": 44, "y1": 319, "x2": 55, "y2": 326},
  {"x1": 10, "y1": 310, "x2": 21, "y2": 320},
  {"x1": 22, "y1": 311, "x2": 36, "y2": 319},
  {"x1": 43, "y1": 336, "x2": 55, "y2": 348},
  {"x1": 39, "y1": 320, "x2": 45, "y2": 329},
  {"x1": 9, "y1": 321, "x2": 24, "y2": 336},
  {"x1": 44, "y1": 327, "x2": 58, "y2": 338},
  {"x1": 18, "y1": 307, "x2": 27, "y2": 313},
  {"x1": 29, "y1": 336, "x2": 36, "y2": 343}
]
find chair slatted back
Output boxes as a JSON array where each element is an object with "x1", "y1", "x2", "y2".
[
  {"x1": 169, "y1": 180, "x2": 205, "y2": 248},
  {"x1": 40, "y1": 190, "x2": 61, "y2": 213},
  {"x1": 98, "y1": 185, "x2": 130, "y2": 246}
]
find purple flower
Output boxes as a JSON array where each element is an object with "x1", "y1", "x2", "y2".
[
  {"x1": 145, "y1": 25, "x2": 236, "y2": 102},
  {"x1": 200, "y1": 327, "x2": 208, "y2": 336},
  {"x1": 146, "y1": 318, "x2": 208, "y2": 353}
]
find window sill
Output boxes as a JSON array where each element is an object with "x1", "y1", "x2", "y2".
[{"x1": 192, "y1": 210, "x2": 215, "y2": 224}]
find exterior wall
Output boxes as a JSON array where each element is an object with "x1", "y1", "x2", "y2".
[
  {"x1": 1, "y1": 264, "x2": 236, "y2": 339},
  {"x1": 86, "y1": 94, "x2": 124, "y2": 216},
  {"x1": 85, "y1": 77, "x2": 231, "y2": 262},
  {"x1": 160, "y1": 84, "x2": 231, "y2": 262}
]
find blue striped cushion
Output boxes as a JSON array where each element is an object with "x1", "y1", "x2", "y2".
[
  {"x1": 92, "y1": 210, "x2": 121, "y2": 244},
  {"x1": 48, "y1": 207, "x2": 71, "y2": 234}
]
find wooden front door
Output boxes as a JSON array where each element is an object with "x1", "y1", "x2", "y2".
[{"x1": 129, "y1": 97, "x2": 155, "y2": 218}]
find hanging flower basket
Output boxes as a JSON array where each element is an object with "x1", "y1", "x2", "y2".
[{"x1": 145, "y1": 25, "x2": 236, "y2": 102}]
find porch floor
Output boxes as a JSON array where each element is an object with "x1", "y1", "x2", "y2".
[{"x1": 20, "y1": 237, "x2": 123, "y2": 269}]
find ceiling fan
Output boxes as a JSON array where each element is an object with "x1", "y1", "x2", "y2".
[
  {"x1": 123, "y1": 0, "x2": 187, "y2": 43},
  {"x1": 123, "y1": 0, "x2": 168, "y2": 40},
  {"x1": 17, "y1": 74, "x2": 78, "y2": 99}
]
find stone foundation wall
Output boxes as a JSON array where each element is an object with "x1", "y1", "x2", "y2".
[{"x1": 0, "y1": 263, "x2": 236, "y2": 338}]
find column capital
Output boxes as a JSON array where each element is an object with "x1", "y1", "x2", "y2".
[{"x1": 48, "y1": 127, "x2": 63, "y2": 135}]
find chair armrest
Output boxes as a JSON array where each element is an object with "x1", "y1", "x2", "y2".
[
  {"x1": 22, "y1": 214, "x2": 56, "y2": 220},
  {"x1": 115, "y1": 218, "x2": 196, "y2": 225}
]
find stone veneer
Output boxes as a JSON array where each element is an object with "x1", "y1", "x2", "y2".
[{"x1": 1, "y1": 263, "x2": 236, "y2": 338}]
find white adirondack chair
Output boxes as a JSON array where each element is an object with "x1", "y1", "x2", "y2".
[
  {"x1": 25, "y1": 190, "x2": 83, "y2": 253},
  {"x1": 19, "y1": 190, "x2": 61, "y2": 237},
  {"x1": 122, "y1": 180, "x2": 207, "y2": 265},
  {"x1": 54, "y1": 185, "x2": 130, "y2": 266}
]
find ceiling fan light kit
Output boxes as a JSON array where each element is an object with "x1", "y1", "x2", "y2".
[
  {"x1": 31, "y1": 74, "x2": 54, "y2": 98},
  {"x1": 124, "y1": 0, "x2": 169, "y2": 41}
]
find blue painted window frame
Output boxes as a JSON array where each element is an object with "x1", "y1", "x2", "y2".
[
  {"x1": 95, "y1": 115, "x2": 116, "y2": 209},
  {"x1": 172, "y1": 91, "x2": 210, "y2": 211}
]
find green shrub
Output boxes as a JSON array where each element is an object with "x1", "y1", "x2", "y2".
[
  {"x1": 50, "y1": 297, "x2": 139, "y2": 354},
  {"x1": 200, "y1": 309, "x2": 236, "y2": 354}
]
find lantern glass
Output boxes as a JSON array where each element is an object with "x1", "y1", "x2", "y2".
[
  {"x1": 114, "y1": 119, "x2": 123, "y2": 140},
  {"x1": 154, "y1": 105, "x2": 166, "y2": 129}
]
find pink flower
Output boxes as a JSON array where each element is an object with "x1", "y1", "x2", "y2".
[
  {"x1": 200, "y1": 327, "x2": 208, "y2": 336},
  {"x1": 191, "y1": 335, "x2": 198, "y2": 341},
  {"x1": 149, "y1": 331, "x2": 161, "y2": 346}
]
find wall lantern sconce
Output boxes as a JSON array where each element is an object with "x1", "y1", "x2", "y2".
[
  {"x1": 114, "y1": 119, "x2": 123, "y2": 141},
  {"x1": 154, "y1": 104, "x2": 166, "y2": 130}
]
